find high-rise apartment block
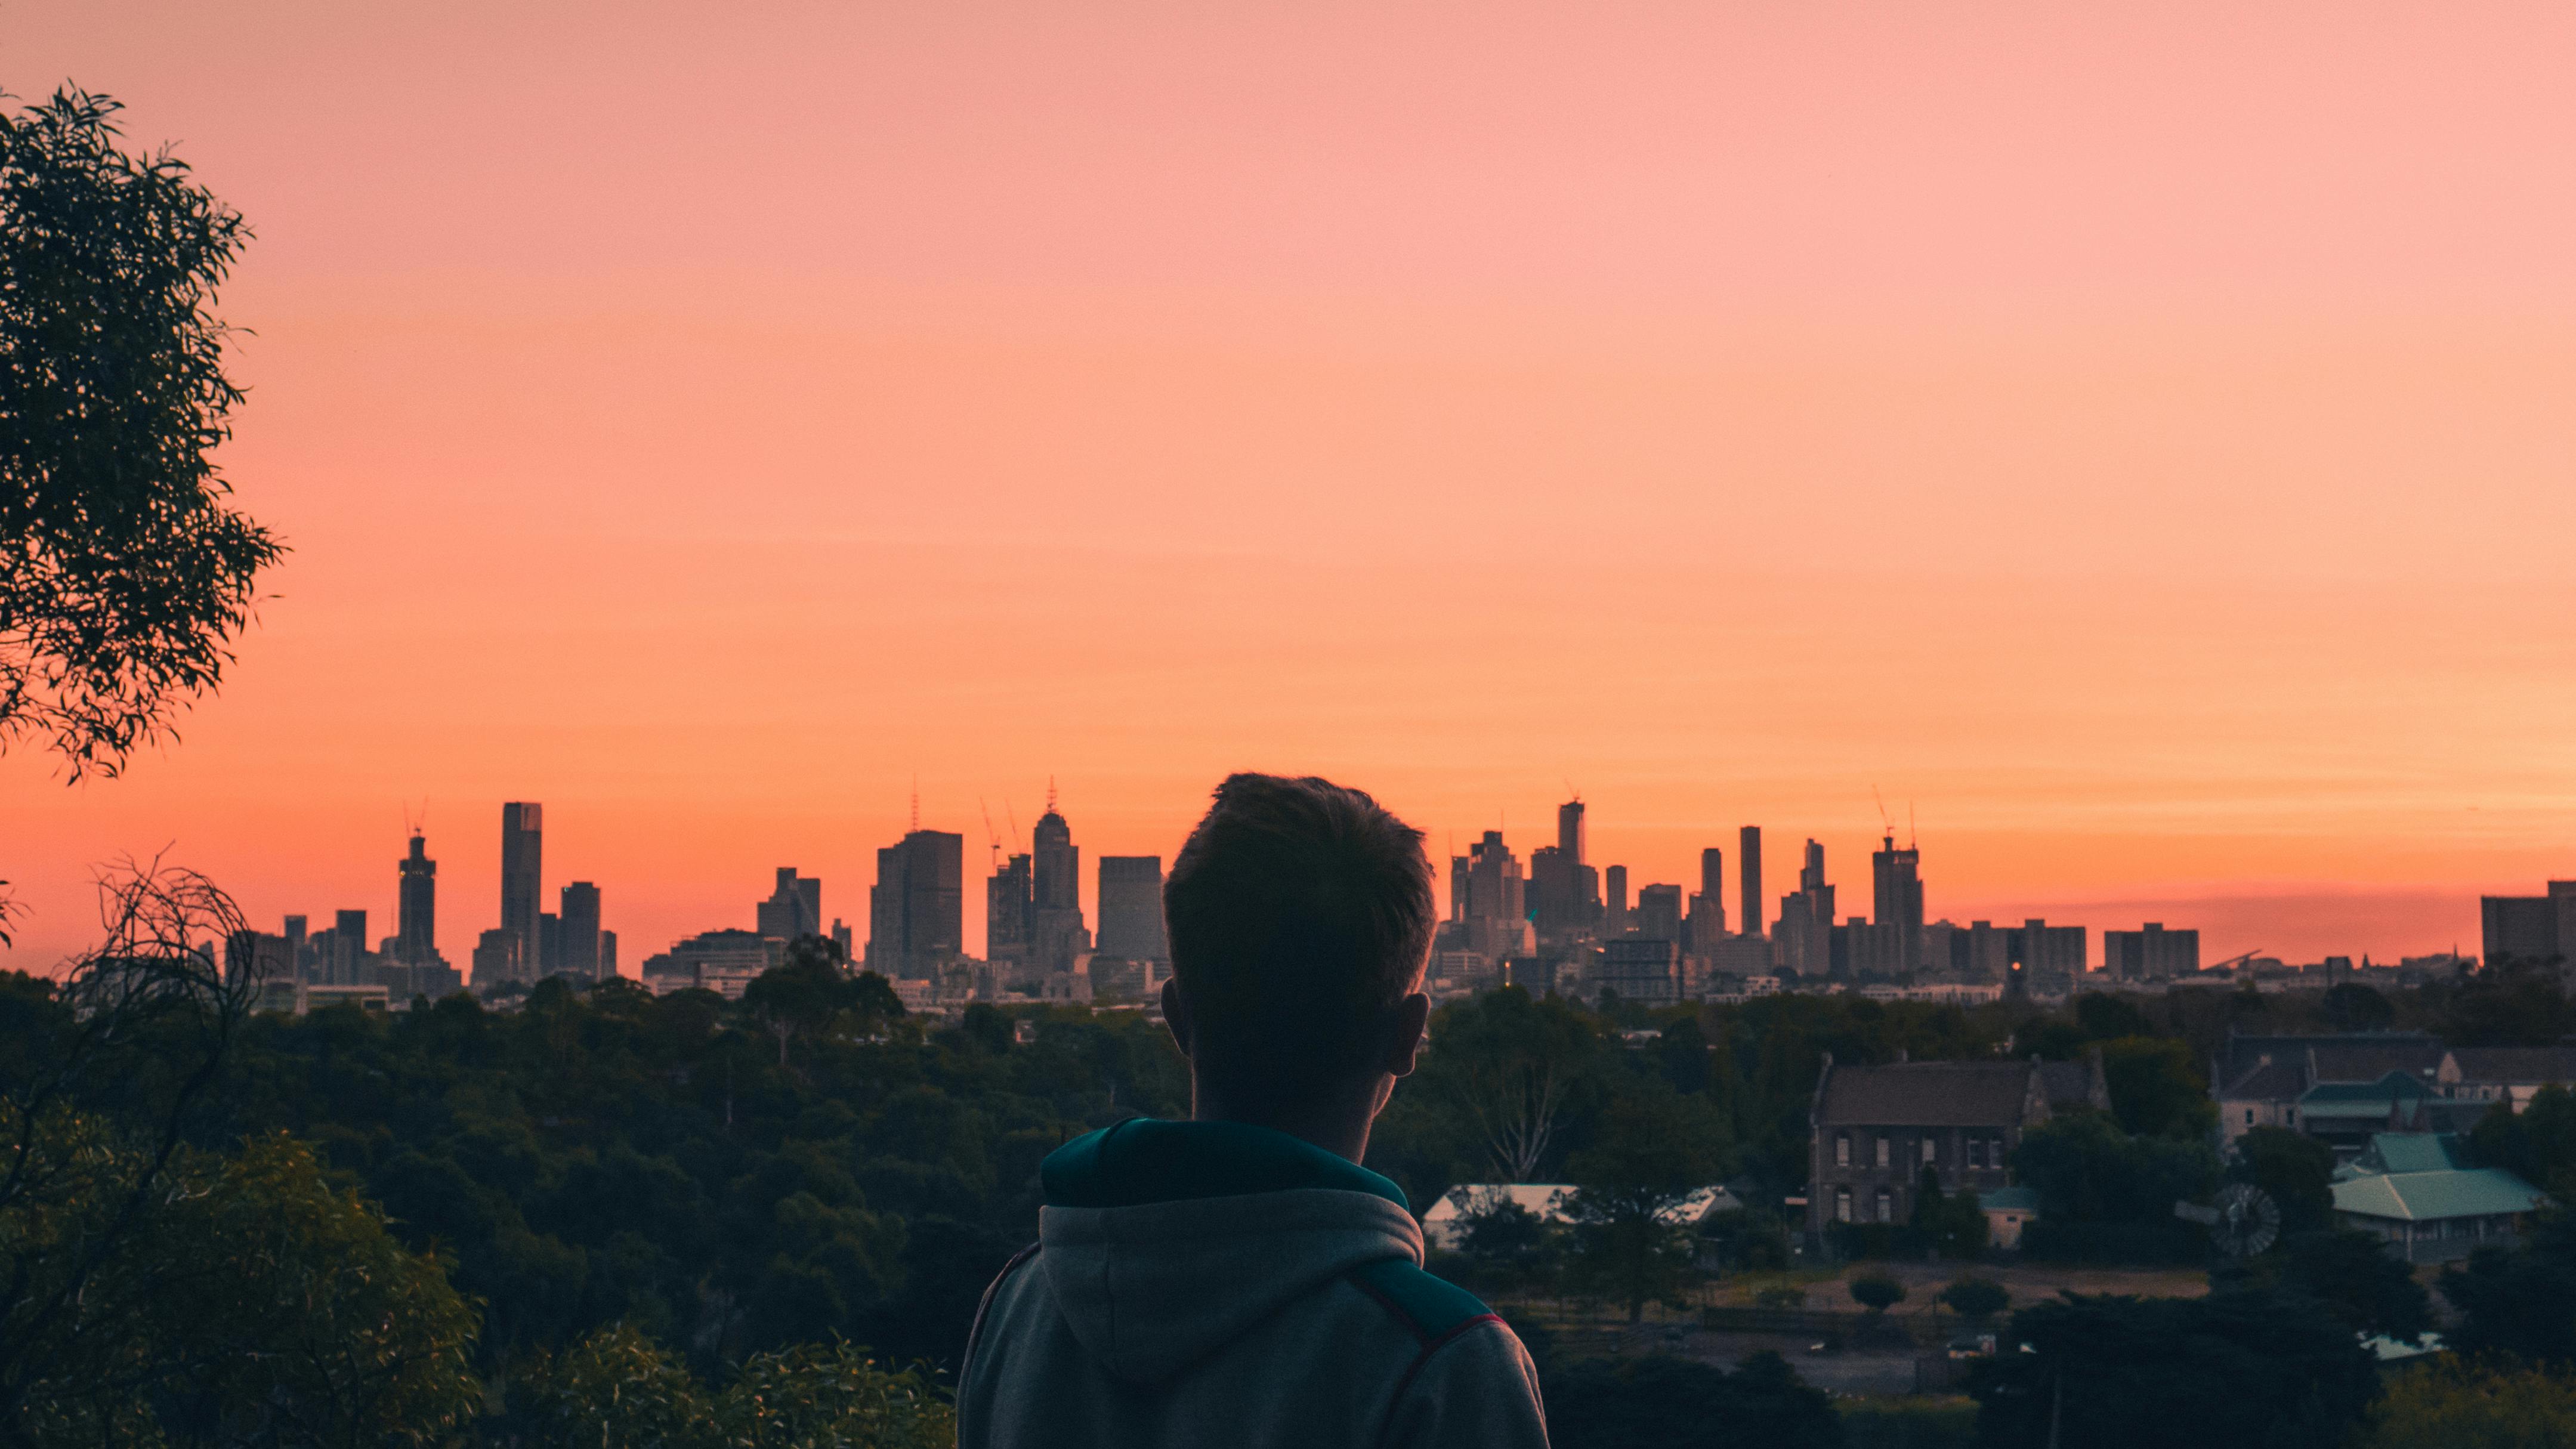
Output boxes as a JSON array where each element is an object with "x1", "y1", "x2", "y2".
[
  {"x1": 1686, "y1": 847, "x2": 1726, "y2": 949},
  {"x1": 1450, "y1": 830, "x2": 1534, "y2": 962},
  {"x1": 1634, "y1": 883, "x2": 1684, "y2": 944},
  {"x1": 1775, "y1": 839, "x2": 1835, "y2": 975},
  {"x1": 2482, "y1": 882, "x2": 2576, "y2": 966},
  {"x1": 2104, "y1": 923, "x2": 2200, "y2": 979},
  {"x1": 1739, "y1": 827, "x2": 1763, "y2": 940},
  {"x1": 987, "y1": 854, "x2": 1033, "y2": 972},
  {"x1": 869, "y1": 829, "x2": 963, "y2": 979},
  {"x1": 1096, "y1": 857, "x2": 1169, "y2": 963},
  {"x1": 396, "y1": 832, "x2": 437, "y2": 965},
  {"x1": 756, "y1": 868, "x2": 823, "y2": 941},
  {"x1": 1603, "y1": 864, "x2": 1629, "y2": 937},
  {"x1": 558, "y1": 881, "x2": 603, "y2": 979},
  {"x1": 1871, "y1": 835, "x2": 1923, "y2": 972},
  {"x1": 501, "y1": 802, "x2": 543, "y2": 981}
]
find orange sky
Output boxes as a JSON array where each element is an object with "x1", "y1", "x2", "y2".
[{"x1": 7, "y1": 2, "x2": 2575, "y2": 971}]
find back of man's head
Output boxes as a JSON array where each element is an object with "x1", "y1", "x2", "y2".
[{"x1": 1163, "y1": 773, "x2": 1435, "y2": 1115}]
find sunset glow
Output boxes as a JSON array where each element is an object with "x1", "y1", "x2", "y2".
[{"x1": 8, "y1": 2, "x2": 2574, "y2": 968}]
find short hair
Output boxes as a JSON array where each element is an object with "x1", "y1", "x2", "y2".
[{"x1": 1163, "y1": 773, "x2": 1435, "y2": 1111}]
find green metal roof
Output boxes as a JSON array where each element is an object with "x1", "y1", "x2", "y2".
[
  {"x1": 1978, "y1": 1186, "x2": 2041, "y2": 1213},
  {"x1": 2300, "y1": 1071, "x2": 2435, "y2": 1107},
  {"x1": 2358, "y1": 1133, "x2": 2470, "y2": 1174},
  {"x1": 2331, "y1": 1167, "x2": 2545, "y2": 1223}
]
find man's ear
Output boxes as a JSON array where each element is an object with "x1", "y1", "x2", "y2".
[
  {"x1": 1382, "y1": 992, "x2": 1432, "y2": 1079},
  {"x1": 1160, "y1": 977, "x2": 1194, "y2": 1061}
]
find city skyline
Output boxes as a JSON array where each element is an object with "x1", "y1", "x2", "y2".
[{"x1": 9, "y1": 4, "x2": 2576, "y2": 970}]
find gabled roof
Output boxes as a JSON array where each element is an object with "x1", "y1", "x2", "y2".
[
  {"x1": 2447, "y1": 1047, "x2": 2576, "y2": 1084},
  {"x1": 1977, "y1": 1185, "x2": 2041, "y2": 1214},
  {"x1": 2038, "y1": 1060, "x2": 2099, "y2": 1110},
  {"x1": 2220, "y1": 1059, "x2": 2310, "y2": 1102},
  {"x1": 2299, "y1": 1071, "x2": 2436, "y2": 1117},
  {"x1": 2308, "y1": 1043, "x2": 2444, "y2": 1085},
  {"x1": 2331, "y1": 1167, "x2": 2545, "y2": 1223},
  {"x1": 2349, "y1": 1133, "x2": 2470, "y2": 1175},
  {"x1": 1420, "y1": 1182, "x2": 1738, "y2": 1239},
  {"x1": 1817, "y1": 1061, "x2": 2038, "y2": 1129}
]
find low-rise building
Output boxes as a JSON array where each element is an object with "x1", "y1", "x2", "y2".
[
  {"x1": 2332, "y1": 1132, "x2": 2547, "y2": 1263},
  {"x1": 1806, "y1": 1051, "x2": 2106, "y2": 1240}
]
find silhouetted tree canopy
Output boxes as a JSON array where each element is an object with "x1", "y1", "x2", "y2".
[{"x1": 1, "y1": 86, "x2": 282, "y2": 781}]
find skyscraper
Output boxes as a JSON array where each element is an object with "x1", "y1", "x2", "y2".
[
  {"x1": 1687, "y1": 846, "x2": 1726, "y2": 948},
  {"x1": 987, "y1": 854, "x2": 1033, "y2": 971},
  {"x1": 1635, "y1": 883, "x2": 1683, "y2": 943},
  {"x1": 1453, "y1": 830, "x2": 1533, "y2": 962},
  {"x1": 868, "y1": 830, "x2": 964, "y2": 978},
  {"x1": 1738, "y1": 826, "x2": 1763, "y2": 940},
  {"x1": 1777, "y1": 839, "x2": 1834, "y2": 975},
  {"x1": 1030, "y1": 802, "x2": 1087, "y2": 975},
  {"x1": 396, "y1": 832, "x2": 437, "y2": 965},
  {"x1": 1870, "y1": 834, "x2": 1923, "y2": 972},
  {"x1": 1530, "y1": 796, "x2": 1602, "y2": 946},
  {"x1": 756, "y1": 868, "x2": 822, "y2": 941},
  {"x1": 1558, "y1": 799, "x2": 1586, "y2": 864},
  {"x1": 332, "y1": 909, "x2": 367, "y2": 985},
  {"x1": 1097, "y1": 856, "x2": 1169, "y2": 962},
  {"x1": 501, "y1": 802, "x2": 543, "y2": 981},
  {"x1": 559, "y1": 881, "x2": 603, "y2": 979},
  {"x1": 1604, "y1": 864, "x2": 1629, "y2": 936}
]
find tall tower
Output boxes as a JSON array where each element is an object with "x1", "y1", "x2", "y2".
[
  {"x1": 1097, "y1": 857, "x2": 1169, "y2": 963},
  {"x1": 1557, "y1": 799, "x2": 1586, "y2": 863},
  {"x1": 397, "y1": 832, "x2": 437, "y2": 965},
  {"x1": 1030, "y1": 796, "x2": 1087, "y2": 974},
  {"x1": 1871, "y1": 834, "x2": 1924, "y2": 972},
  {"x1": 559, "y1": 881, "x2": 603, "y2": 979},
  {"x1": 1738, "y1": 826, "x2": 1763, "y2": 938},
  {"x1": 501, "y1": 802, "x2": 543, "y2": 980}
]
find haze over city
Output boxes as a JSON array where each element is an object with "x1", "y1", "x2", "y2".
[{"x1": 9, "y1": 1, "x2": 2576, "y2": 969}]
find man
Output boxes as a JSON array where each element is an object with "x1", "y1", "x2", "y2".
[{"x1": 958, "y1": 773, "x2": 1549, "y2": 1449}]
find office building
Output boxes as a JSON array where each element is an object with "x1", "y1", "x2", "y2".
[
  {"x1": 1739, "y1": 827, "x2": 1763, "y2": 940},
  {"x1": 2482, "y1": 882, "x2": 2576, "y2": 966},
  {"x1": 1450, "y1": 830, "x2": 1534, "y2": 963},
  {"x1": 283, "y1": 914, "x2": 308, "y2": 980},
  {"x1": 987, "y1": 854, "x2": 1033, "y2": 972},
  {"x1": 1775, "y1": 839, "x2": 1835, "y2": 976},
  {"x1": 2104, "y1": 922, "x2": 2201, "y2": 980},
  {"x1": 396, "y1": 832, "x2": 437, "y2": 965},
  {"x1": 559, "y1": 881, "x2": 603, "y2": 979},
  {"x1": 869, "y1": 829, "x2": 965, "y2": 979},
  {"x1": 1604, "y1": 864, "x2": 1629, "y2": 937},
  {"x1": 1529, "y1": 796, "x2": 1601, "y2": 946},
  {"x1": 1685, "y1": 847, "x2": 1726, "y2": 950},
  {"x1": 756, "y1": 867, "x2": 823, "y2": 941},
  {"x1": 1596, "y1": 937, "x2": 1681, "y2": 1003},
  {"x1": 331, "y1": 909, "x2": 367, "y2": 985},
  {"x1": 600, "y1": 929, "x2": 618, "y2": 977},
  {"x1": 470, "y1": 929, "x2": 515, "y2": 987},
  {"x1": 1559, "y1": 799, "x2": 1586, "y2": 863},
  {"x1": 1634, "y1": 883, "x2": 1683, "y2": 943},
  {"x1": 1097, "y1": 856, "x2": 1168, "y2": 963},
  {"x1": 2017, "y1": 920, "x2": 2087, "y2": 979},
  {"x1": 1871, "y1": 834, "x2": 1923, "y2": 972},
  {"x1": 1030, "y1": 803, "x2": 1088, "y2": 975},
  {"x1": 501, "y1": 802, "x2": 543, "y2": 981}
]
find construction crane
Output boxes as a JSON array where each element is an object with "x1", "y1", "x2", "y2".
[
  {"x1": 978, "y1": 798, "x2": 1005, "y2": 872},
  {"x1": 2210, "y1": 949, "x2": 2263, "y2": 974},
  {"x1": 1872, "y1": 786, "x2": 1895, "y2": 844}
]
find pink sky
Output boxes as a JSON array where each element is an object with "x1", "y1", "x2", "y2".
[{"x1": 6, "y1": 2, "x2": 2575, "y2": 971}]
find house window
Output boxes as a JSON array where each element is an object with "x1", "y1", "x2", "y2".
[
  {"x1": 1876, "y1": 1135, "x2": 1891, "y2": 1169},
  {"x1": 1966, "y1": 1139, "x2": 1984, "y2": 1169},
  {"x1": 1876, "y1": 1187, "x2": 1892, "y2": 1223},
  {"x1": 1836, "y1": 1188, "x2": 1852, "y2": 1223},
  {"x1": 2245, "y1": 1108, "x2": 2255, "y2": 1125},
  {"x1": 1836, "y1": 1134, "x2": 1851, "y2": 1168},
  {"x1": 1923, "y1": 1138, "x2": 1938, "y2": 1167},
  {"x1": 2287, "y1": 1108, "x2": 2297, "y2": 1126},
  {"x1": 1989, "y1": 1136, "x2": 2005, "y2": 1166}
]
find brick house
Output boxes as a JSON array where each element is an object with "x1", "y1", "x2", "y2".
[{"x1": 1805, "y1": 1052, "x2": 2107, "y2": 1241}]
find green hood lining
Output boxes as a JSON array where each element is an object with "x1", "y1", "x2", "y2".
[{"x1": 1041, "y1": 1117, "x2": 1411, "y2": 1212}]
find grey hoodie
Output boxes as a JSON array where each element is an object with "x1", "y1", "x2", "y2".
[{"x1": 957, "y1": 1118, "x2": 1549, "y2": 1449}]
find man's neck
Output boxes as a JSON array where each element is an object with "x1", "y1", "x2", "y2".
[{"x1": 1189, "y1": 1077, "x2": 1382, "y2": 1164}]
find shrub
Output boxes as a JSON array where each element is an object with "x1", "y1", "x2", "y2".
[
  {"x1": 1850, "y1": 1274, "x2": 1907, "y2": 1313},
  {"x1": 1937, "y1": 1278, "x2": 2009, "y2": 1321}
]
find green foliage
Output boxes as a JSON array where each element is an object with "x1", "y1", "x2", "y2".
[
  {"x1": 2072, "y1": 993, "x2": 2154, "y2": 1042},
  {"x1": 2442, "y1": 1215, "x2": 2576, "y2": 1366},
  {"x1": 2269, "y1": 1228, "x2": 2430, "y2": 1342},
  {"x1": 2097, "y1": 1036, "x2": 2214, "y2": 1139},
  {"x1": 1907, "y1": 1166, "x2": 1988, "y2": 1259},
  {"x1": 1561, "y1": 1086, "x2": 1725, "y2": 1321},
  {"x1": 1936, "y1": 1277, "x2": 2009, "y2": 1321},
  {"x1": 2469, "y1": 1084, "x2": 2576, "y2": 1197},
  {"x1": 8, "y1": 1124, "x2": 480, "y2": 1445},
  {"x1": 518, "y1": 1326, "x2": 954, "y2": 1449},
  {"x1": 2012, "y1": 1111, "x2": 2217, "y2": 1263},
  {"x1": 2231, "y1": 1125, "x2": 2336, "y2": 1232},
  {"x1": 2358, "y1": 1357, "x2": 2576, "y2": 1448},
  {"x1": 1968, "y1": 1290, "x2": 2376, "y2": 1449},
  {"x1": 1545, "y1": 1351, "x2": 1843, "y2": 1449},
  {"x1": 2319, "y1": 982, "x2": 2395, "y2": 1032},
  {"x1": 1849, "y1": 1272, "x2": 1907, "y2": 1313},
  {"x1": 2442, "y1": 962, "x2": 2576, "y2": 1047},
  {"x1": 0, "y1": 86, "x2": 285, "y2": 778}
]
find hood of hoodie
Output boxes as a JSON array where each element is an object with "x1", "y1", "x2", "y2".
[{"x1": 1036, "y1": 1118, "x2": 1423, "y2": 1386}]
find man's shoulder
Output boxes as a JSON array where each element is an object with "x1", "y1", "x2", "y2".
[{"x1": 1343, "y1": 1258, "x2": 1501, "y2": 1344}]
